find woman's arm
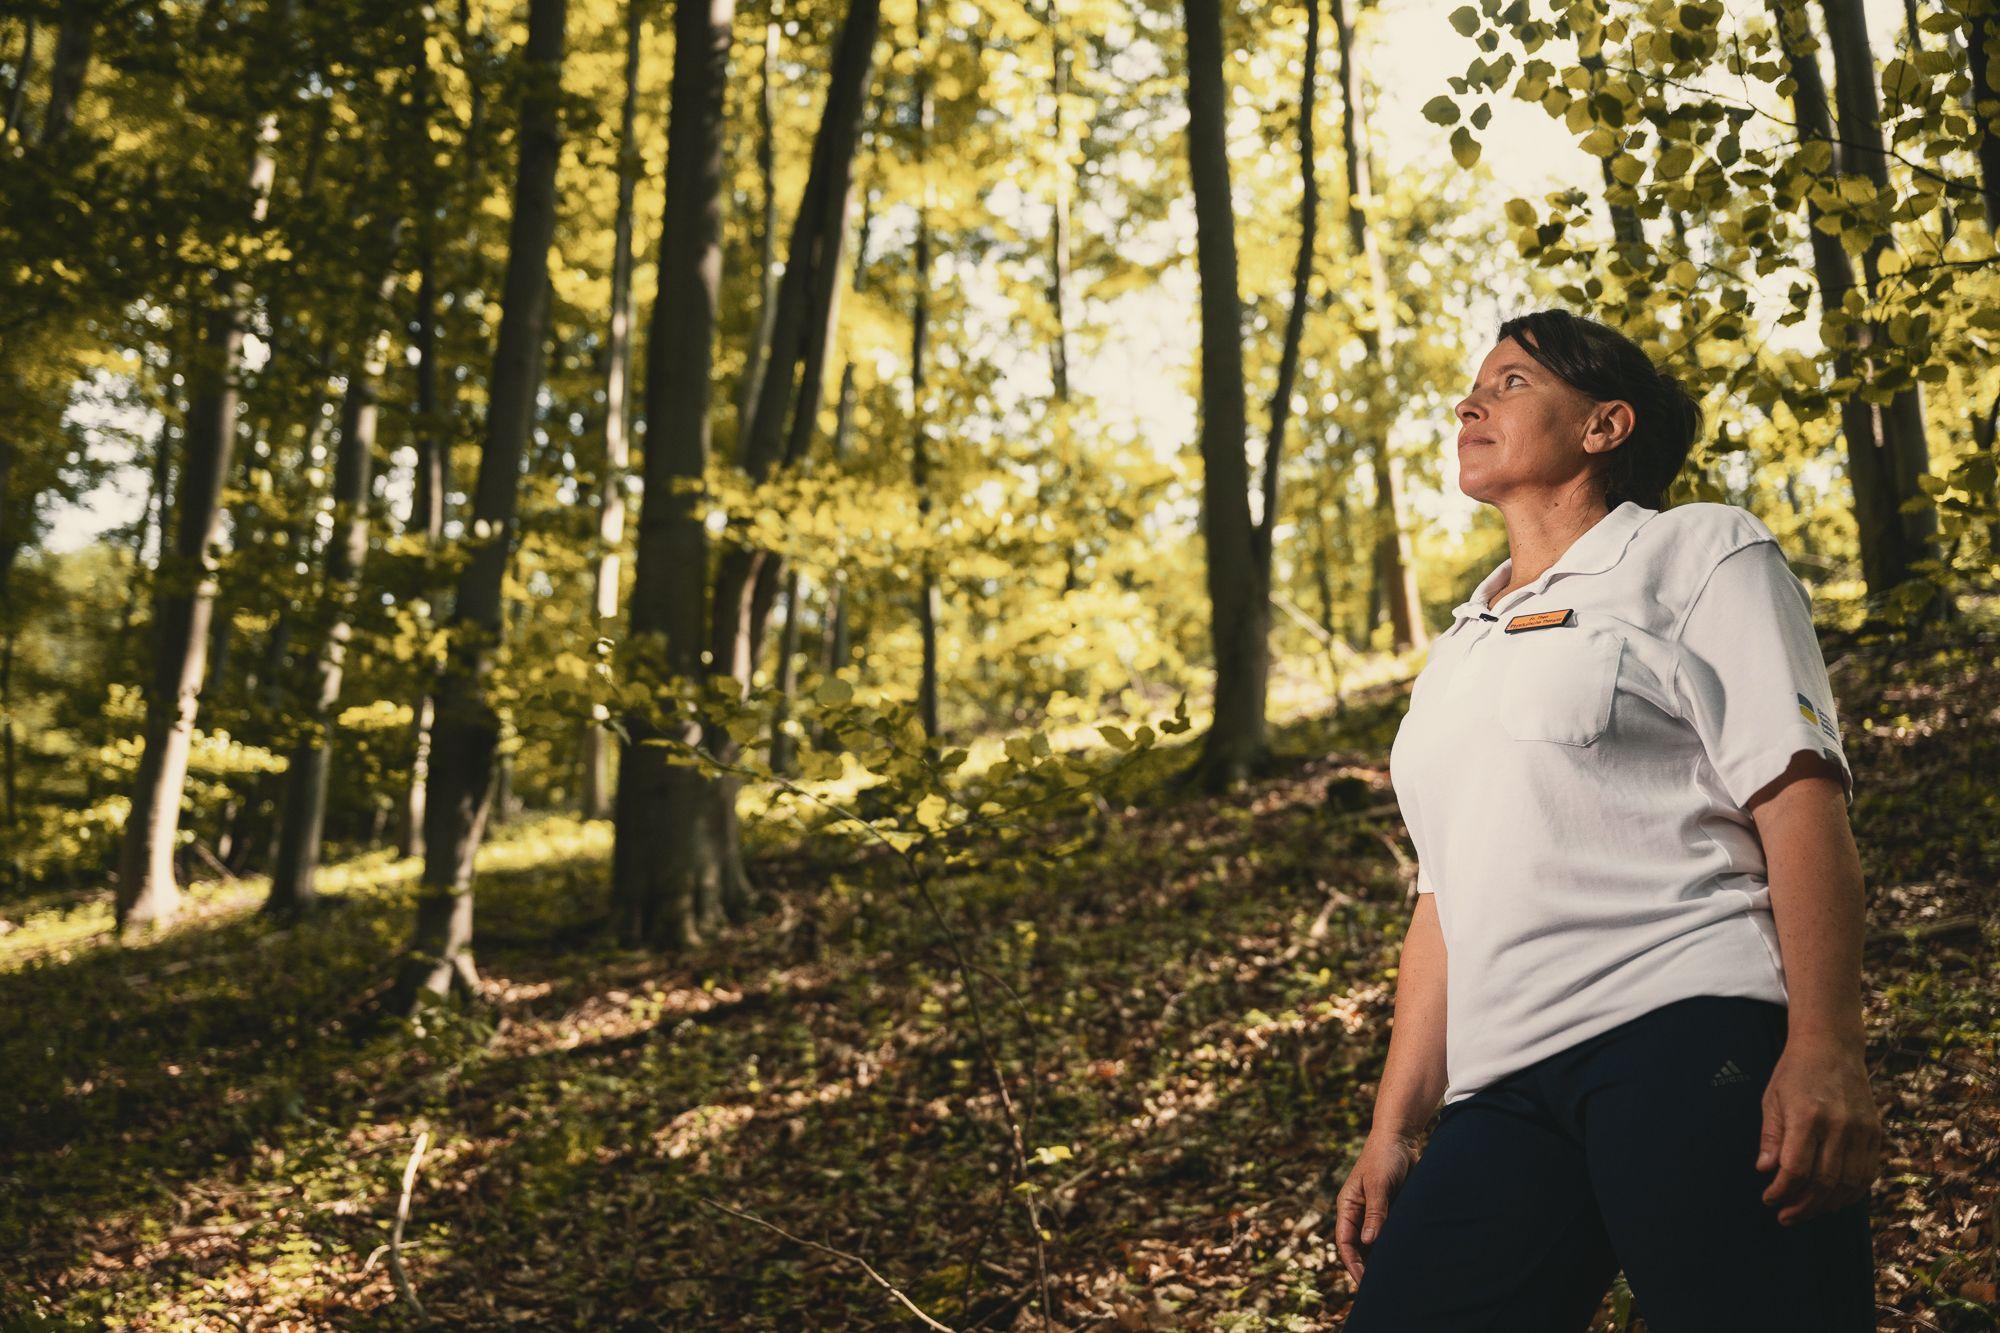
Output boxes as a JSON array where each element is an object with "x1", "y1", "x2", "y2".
[
  {"x1": 1372, "y1": 892, "x2": 1450, "y2": 1140},
  {"x1": 1745, "y1": 752, "x2": 1883, "y2": 1226},
  {"x1": 1334, "y1": 891, "x2": 1450, "y2": 1281}
]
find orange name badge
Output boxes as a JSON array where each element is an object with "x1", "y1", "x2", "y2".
[{"x1": 1503, "y1": 608, "x2": 1576, "y2": 633}]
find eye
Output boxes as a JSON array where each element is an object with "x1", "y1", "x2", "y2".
[{"x1": 1505, "y1": 372, "x2": 1526, "y2": 387}]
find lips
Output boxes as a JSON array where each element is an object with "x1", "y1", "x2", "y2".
[{"x1": 1459, "y1": 436, "x2": 1494, "y2": 448}]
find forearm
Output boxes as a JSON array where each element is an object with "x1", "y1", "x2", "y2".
[
  {"x1": 1372, "y1": 894, "x2": 1450, "y2": 1138},
  {"x1": 1753, "y1": 764, "x2": 1867, "y2": 1050}
]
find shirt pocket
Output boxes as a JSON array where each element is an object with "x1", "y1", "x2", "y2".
[{"x1": 1496, "y1": 627, "x2": 1623, "y2": 746}]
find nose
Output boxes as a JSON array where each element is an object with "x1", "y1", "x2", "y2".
[{"x1": 1456, "y1": 396, "x2": 1483, "y2": 424}]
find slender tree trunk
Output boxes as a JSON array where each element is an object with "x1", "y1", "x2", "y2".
[
  {"x1": 1331, "y1": 0, "x2": 1425, "y2": 653},
  {"x1": 735, "y1": 0, "x2": 785, "y2": 435},
  {"x1": 767, "y1": 569, "x2": 804, "y2": 774},
  {"x1": 582, "y1": 0, "x2": 645, "y2": 821},
  {"x1": 267, "y1": 221, "x2": 404, "y2": 916},
  {"x1": 1255, "y1": 0, "x2": 1318, "y2": 589},
  {"x1": 795, "y1": 200, "x2": 871, "y2": 761},
  {"x1": 1, "y1": 626, "x2": 15, "y2": 833},
  {"x1": 708, "y1": 0, "x2": 880, "y2": 928},
  {"x1": 1044, "y1": 0, "x2": 1072, "y2": 401},
  {"x1": 115, "y1": 411, "x2": 174, "y2": 645},
  {"x1": 1181, "y1": 0, "x2": 1268, "y2": 789},
  {"x1": 1957, "y1": 0, "x2": 2000, "y2": 561},
  {"x1": 911, "y1": 0, "x2": 941, "y2": 742},
  {"x1": 1309, "y1": 496, "x2": 1344, "y2": 707},
  {"x1": 33, "y1": 0, "x2": 91, "y2": 147},
  {"x1": 391, "y1": 0, "x2": 567, "y2": 1010},
  {"x1": 403, "y1": 247, "x2": 445, "y2": 860},
  {"x1": 1771, "y1": 1, "x2": 1931, "y2": 606},
  {"x1": 116, "y1": 43, "x2": 287, "y2": 932},
  {"x1": 1819, "y1": 0, "x2": 1950, "y2": 620},
  {"x1": 1970, "y1": 1, "x2": 2000, "y2": 226},
  {"x1": 613, "y1": 0, "x2": 740, "y2": 950},
  {"x1": 1824, "y1": 0, "x2": 1944, "y2": 612},
  {"x1": 626, "y1": 0, "x2": 880, "y2": 941},
  {"x1": 1577, "y1": 47, "x2": 1646, "y2": 254},
  {"x1": 2, "y1": 17, "x2": 35, "y2": 141}
]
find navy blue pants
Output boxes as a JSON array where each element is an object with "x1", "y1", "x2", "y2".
[{"x1": 1342, "y1": 995, "x2": 1874, "y2": 1331}]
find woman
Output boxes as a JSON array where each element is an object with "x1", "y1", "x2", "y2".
[{"x1": 1333, "y1": 310, "x2": 1882, "y2": 1331}]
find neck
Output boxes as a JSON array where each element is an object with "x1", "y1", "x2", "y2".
[{"x1": 1494, "y1": 494, "x2": 1614, "y2": 595}]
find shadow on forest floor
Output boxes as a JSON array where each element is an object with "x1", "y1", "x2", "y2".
[{"x1": 2, "y1": 640, "x2": 1997, "y2": 1330}]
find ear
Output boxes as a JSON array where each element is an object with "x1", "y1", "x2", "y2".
[{"x1": 1584, "y1": 400, "x2": 1636, "y2": 454}]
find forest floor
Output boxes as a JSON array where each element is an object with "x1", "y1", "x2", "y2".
[{"x1": 3, "y1": 633, "x2": 1998, "y2": 1331}]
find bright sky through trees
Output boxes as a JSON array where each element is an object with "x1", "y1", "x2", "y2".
[{"x1": 44, "y1": 0, "x2": 1913, "y2": 553}]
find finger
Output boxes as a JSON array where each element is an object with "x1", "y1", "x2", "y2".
[
  {"x1": 1335, "y1": 1235, "x2": 1365, "y2": 1286},
  {"x1": 1762, "y1": 1125, "x2": 1818, "y2": 1211},
  {"x1": 1755, "y1": 1099, "x2": 1786, "y2": 1174},
  {"x1": 1361, "y1": 1195, "x2": 1390, "y2": 1246},
  {"x1": 1333, "y1": 1181, "x2": 1366, "y2": 1280},
  {"x1": 1807, "y1": 1118, "x2": 1878, "y2": 1223},
  {"x1": 1780, "y1": 1121, "x2": 1846, "y2": 1224},
  {"x1": 1333, "y1": 1180, "x2": 1364, "y2": 1244}
]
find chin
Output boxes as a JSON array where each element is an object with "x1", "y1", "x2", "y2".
[{"x1": 1455, "y1": 470, "x2": 1499, "y2": 505}]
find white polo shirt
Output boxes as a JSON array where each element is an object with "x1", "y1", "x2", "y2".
[{"x1": 1387, "y1": 500, "x2": 1854, "y2": 1106}]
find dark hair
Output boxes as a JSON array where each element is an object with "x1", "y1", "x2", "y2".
[{"x1": 1493, "y1": 309, "x2": 1702, "y2": 511}]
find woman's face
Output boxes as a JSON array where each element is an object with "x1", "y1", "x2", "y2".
[{"x1": 1453, "y1": 333, "x2": 1631, "y2": 508}]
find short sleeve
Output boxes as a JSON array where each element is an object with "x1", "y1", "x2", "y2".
[
  {"x1": 1672, "y1": 539, "x2": 1854, "y2": 811},
  {"x1": 1416, "y1": 861, "x2": 1436, "y2": 895}
]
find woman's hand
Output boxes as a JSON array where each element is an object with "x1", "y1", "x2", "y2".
[
  {"x1": 1756, "y1": 1034, "x2": 1883, "y2": 1225},
  {"x1": 1333, "y1": 1129, "x2": 1424, "y2": 1286}
]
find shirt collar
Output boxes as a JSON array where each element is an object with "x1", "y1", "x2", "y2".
[{"x1": 1447, "y1": 501, "x2": 1660, "y2": 630}]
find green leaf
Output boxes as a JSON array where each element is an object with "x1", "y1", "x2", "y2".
[
  {"x1": 1421, "y1": 95, "x2": 1461, "y2": 126},
  {"x1": 1449, "y1": 6, "x2": 1480, "y2": 36},
  {"x1": 1504, "y1": 198, "x2": 1537, "y2": 226},
  {"x1": 1450, "y1": 126, "x2": 1481, "y2": 168},
  {"x1": 1879, "y1": 57, "x2": 1921, "y2": 102}
]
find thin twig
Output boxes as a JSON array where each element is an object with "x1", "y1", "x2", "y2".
[
  {"x1": 389, "y1": 1130, "x2": 429, "y2": 1320},
  {"x1": 700, "y1": 1196, "x2": 958, "y2": 1331}
]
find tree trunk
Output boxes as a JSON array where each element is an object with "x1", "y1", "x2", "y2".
[
  {"x1": 267, "y1": 223, "x2": 404, "y2": 917},
  {"x1": 3, "y1": 17, "x2": 35, "y2": 141},
  {"x1": 1970, "y1": 2, "x2": 2000, "y2": 226},
  {"x1": 768, "y1": 568, "x2": 804, "y2": 775},
  {"x1": 1770, "y1": 1, "x2": 1930, "y2": 607},
  {"x1": 1332, "y1": 0, "x2": 1425, "y2": 654},
  {"x1": 1819, "y1": 0, "x2": 1950, "y2": 619},
  {"x1": 34, "y1": 0, "x2": 92, "y2": 147},
  {"x1": 582, "y1": 0, "x2": 645, "y2": 822},
  {"x1": 1044, "y1": 0, "x2": 1072, "y2": 402},
  {"x1": 619, "y1": 0, "x2": 880, "y2": 945},
  {"x1": 390, "y1": 0, "x2": 567, "y2": 1012},
  {"x1": 912, "y1": 0, "x2": 941, "y2": 742},
  {"x1": 402, "y1": 243, "x2": 445, "y2": 860},
  {"x1": 613, "y1": 0, "x2": 740, "y2": 950},
  {"x1": 1255, "y1": 0, "x2": 1318, "y2": 589},
  {"x1": 1181, "y1": 0, "x2": 1268, "y2": 789},
  {"x1": 798, "y1": 202, "x2": 871, "y2": 760},
  {"x1": 735, "y1": 0, "x2": 785, "y2": 436},
  {"x1": 1576, "y1": 47, "x2": 1646, "y2": 254},
  {"x1": 116, "y1": 56, "x2": 287, "y2": 933}
]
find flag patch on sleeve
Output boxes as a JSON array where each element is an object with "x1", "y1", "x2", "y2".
[{"x1": 1796, "y1": 692, "x2": 1837, "y2": 739}]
